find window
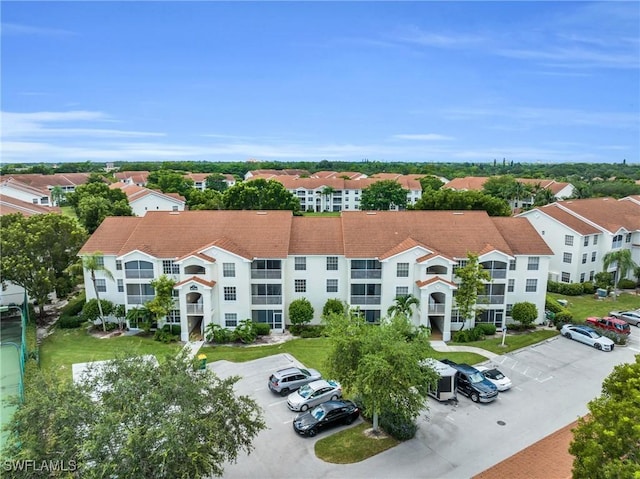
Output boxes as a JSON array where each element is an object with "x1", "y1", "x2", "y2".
[
  {"x1": 95, "y1": 256, "x2": 105, "y2": 267},
  {"x1": 358, "y1": 310, "x2": 381, "y2": 323},
  {"x1": 251, "y1": 309, "x2": 283, "y2": 329},
  {"x1": 225, "y1": 313, "x2": 238, "y2": 327},
  {"x1": 396, "y1": 263, "x2": 409, "y2": 278},
  {"x1": 224, "y1": 287, "x2": 237, "y2": 301},
  {"x1": 351, "y1": 259, "x2": 382, "y2": 279},
  {"x1": 295, "y1": 257, "x2": 306, "y2": 271},
  {"x1": 117, "y1": 279, "x2": 124, "y2": 293},
  {"x1": 582, "y1": 253, "x2": 587, "y2": 264},
  {"x1": 251, "y1": 260, "x2": 281, "y2": 279},
  {"x1": 583, "y1": 236, "x2": 589, "y2": 247},
  {"x1": 593, "y1": 235, "x2": 598, "y2": 245},
  {"x1": 509, "y1": 259, "x2": 516, "y2": 271},
  {"x1": 580, "y1": 273, "x2": 585, "y2": 283},
  {"x1": 626, "y1": 233, "x2": 632, "y2": 243},
  {"x1": 96, "y1": 279, "x2": 107, "y2": 293},
  {"x1": 396, "y1": 286, "x2": 409, "y2": 298},
  {"x1": 326, "y1": 279, "x2": 338, "y2": 293},
  {"x1": 508, "y1": 279, "x2": 515, "y2": 293},
  {"x1": 563, "y1": 252, "x2": 572, "y2": 264},
  {"x1": 162, "y1": 260, "x2": 179, "y2": 274},
  {"x1": 126, "y1": 283, "x2": 154, "y2": 304},
  {"x1": 223, "y1": 263, "x2": 235, "y2": 278},
  {"x1": 525, "y1": 279, "x2": 537, "y2": 292},
  {"x1": 116, "y1": 260, "x2": 122, "y2": 271},
  {"x1": 251, "y1": 284, "x2": 282, "y2": 304},
  {"x1": 612, "y1": 234, "x2": 623, "y2": 249},
  {"x1": 528, "y1": 257, "x2": 539, "y2": 271},
  {"x1": 561, "y1": 272, "x2": 571, "y2": 283},
  {"x1": 591, "y1": 252, "x2": 597, "y2": 262},
  {"x1": 124, "y1": 260, "x2": 154, "y2": 279},
  {"x1": 326, "y1": 256, "x2": 338, "y2": 271},
  {"x1": 565, "y1": 235, "x2": 574, "y2": 246},
  {"x1": 589, "y1": 271, "x2": 595, "y2": 281},
  {"x1": 295, "y1": 279, "x2": 306, "y2": 293},
  {"x1": 506, "y1": 304, "x2": 513, "y2": 316},
  {"x1": 351, "y1": 284, "x2": 381, "y2": 304},
  {"x1": 166, "y1": 310, "x2": 180, "y2": 323},
  {"x1": 172, "y1": 205, "x2": 179, "y2": 211}
]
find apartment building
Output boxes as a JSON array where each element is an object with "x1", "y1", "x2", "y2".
[
  {"x1": 518, "y1": 197, "x2": 640, "y2": 284},
  {"x1": 79, "y1": 210, "x2": 552, "y2": 342}
]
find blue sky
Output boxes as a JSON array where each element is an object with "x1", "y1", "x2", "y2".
[{"x1": 1, "y1": 1, "x2": 639, "y2": 164}]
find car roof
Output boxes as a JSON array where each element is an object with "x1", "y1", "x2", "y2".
[
  {"x1": 273, "y1": 367, "x2": 305, "y2": 376},
  {"x1": 572, "y1": 325, "x2": 596, "y2": 332},
  {"x1": 306, "y1": 379, "x2": 337, "y2": 390}
]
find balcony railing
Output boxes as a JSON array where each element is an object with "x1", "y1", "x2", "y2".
[
  {"x1": 251, "y1": 271, "x2": 282, "y2": 279},
  {"x1": 127, "y1": 295, "x2": 155, "y2": 305},
  {"x1": 186, "y1": 303, "x2": 204, "y2": 314},
  {"x1": 477, "y1": 295, "x2": 505, "y2": 305},
  {"x1": 350, "y1": 295, "x2": 381, "y2": 305},
  {"x1": 428, "y1": 303, "x2": 446, "y2": 314},
  {"x1": 487, "y1": 269, "x2": 507, "y2": 279},
  {"x1": 251, "y1": 296, "x2": 282, "y2": 305},
  {"x1": 350, "y1": 271, "x2": 382, "y2": 279},
  {"x1": 125, "y1": 270, "x2": 154, "y2": 279}
]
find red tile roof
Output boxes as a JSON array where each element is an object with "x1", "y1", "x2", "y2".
[
  {"x1": 288, "y1": 217, "x2": 344, "y2": 255},
  {"x1": 491, "y1": 217, "x2": 555, "y2": 255},
  {"x1": 555, "y1": 197, "x2": 640, "y2": 233},
  {"x1": 0, "y1": 194, "x2": 61, "y2": 216}
]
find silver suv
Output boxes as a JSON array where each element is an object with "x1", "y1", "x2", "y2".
[{"x1": 268, "y1": 367, "x2": 322, "y2": 396}]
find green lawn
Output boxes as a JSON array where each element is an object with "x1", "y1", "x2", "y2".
[
  {"x1": 455, "y1": 329, "x2": 559, "y2": 355},
  {"x1": 315, "y1": 422, "x2": 399, "y2": 463},
  {"x1": 548, "y1": 291, "x2": 640, "y2": 322}
]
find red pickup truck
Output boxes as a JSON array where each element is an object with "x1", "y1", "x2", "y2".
[{"x1": 585, "y1": 316, "x2": 631, "y2": 335}]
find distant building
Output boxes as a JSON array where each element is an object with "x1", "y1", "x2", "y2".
[{"x1": 109, "y1": 183, "x2": 186, "y2": 216}]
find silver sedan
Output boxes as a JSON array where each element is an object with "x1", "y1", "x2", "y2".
[{"x1": 560, "y1": 324, "x2": 615, "y2": 351}]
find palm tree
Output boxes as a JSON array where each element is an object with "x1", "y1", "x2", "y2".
[
  {"x1": 83, "y1": 252, "x2": 114, "y2": 331},
  {"x1": 602, "y1": 249, "x2": 638, "y2": 294},
  {"x1": 533, "y1": 187, "x2": 555, "y2": 207},
  {"x1": 387, "y1": 294, "x2": 420, "y2": 318}
]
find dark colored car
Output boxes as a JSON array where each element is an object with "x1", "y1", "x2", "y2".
[
  {"x1": 585, "y1": 316, "x2": 631, "y2": 336},
  {"x1": 292, "y1": 400, "x2": 360, "y2": 437},
  {"x1": 441, "y1": 359, "x2": 499, "y2": 403}
]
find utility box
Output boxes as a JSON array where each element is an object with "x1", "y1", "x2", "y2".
[
  {"x1": 422, "y1": 358, "x2": 458, "y2": 402},
  {"x1": 197, "y1": 354, "x2": 207, "y2": 370}
]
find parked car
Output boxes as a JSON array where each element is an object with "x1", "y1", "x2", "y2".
[
  {"x1": 475, "y1": 365, "x2": 512, "y2": 391},
  {"x1": 268, "y1": 367, "x2": 322, "y2": 396},
  {"x1": 609, "y1": 310, "x2": 640, "y2": 327},
  {"x1": 292, "y1": 400, "x2": 360, "y2": 437},
  {"x1": 287, "y1": 379, "x2": 342, "y2": 412},
  {"x1": 441, "y1": 359, "x2": 498, "y2": 403},
  {"x1": 560, "y1": 324, "x2": 615, "y2": 351},
  {"x1": 585, "y1": 316, "x2": 631, "y2": 335}
]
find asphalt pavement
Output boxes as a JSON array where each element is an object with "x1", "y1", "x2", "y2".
[{"x1": 212, "y1": 331, "x2": 640, "y2": 479}]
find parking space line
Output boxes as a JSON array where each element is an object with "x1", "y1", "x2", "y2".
[
  {"x1": 268, "y1": 399, "x2": 288, "y2": 407},
  {"x1": 537, "y1": 376, "x2": 553, "y2": 383}
]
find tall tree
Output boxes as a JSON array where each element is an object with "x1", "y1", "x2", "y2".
[
  {"x1": 146, "y1": 170, "x2": 195, "y2": 196},
  {"x1": 223, "y1": 179, "x2": 300, "y2": 212},
  {"x1": 187, "y1": 189, "x2": 224, "y2": 210},
  {"x1": 2, "y1": 353, "x2": 266, "y2": 479},
  {"x1": 360, "y1": 180, "x2": 408, "y2": 211},
  {"x1": 324, "y1": 311, "x2": 438, "y2": 434},
  {"x1": 387, "y1": 293, "x2": 420, "y2": 318},
  {"x1": 146, "y1": 275, "x2": 177, "y2": 330},
  {"x1": 602, "y1": 249, "x2": 637, "y2": 292},
  {"x1": 205, "y1": 173, "x2": 229, "y2": 192},
  {"x1": 68, "y1": 182, "x2": 133, "y2": 232},
  {"x1": 453, "y1": 253, "x2": 491, "y2": 328},
  {"x1": 569, "y1": 355, "x2": 640, "y2": 479},
  {"x1": 415, "y1": 189, "x2": 511, "y2": 216},
  {"x1": 50, "y1": 185, "x2": 65, "y2": 206},
  {"x1": 83, "y1": 252, "x2": 114, "y2": 331},
  {"x1": 0, "y1": 214, "x2": 87, "y2": 318},
  {"x1": 418, "y1": 176, "x2": 444, "y2": 192}
]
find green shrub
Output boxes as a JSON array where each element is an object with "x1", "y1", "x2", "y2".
[
  {"x1": 205, "y1": 324, "x2": 233, "y2": 344},
  {"x1": 453, "y1": 327, "x2": 484, "y2": 343},
  {"x1": 161, "y1": 324, "x2": 181, "y2": 336},
  {"x1": 555, "y1": 310, "x2": 573, "y2": 323},
  {"x1": 581, "y1": 282, "x2": 596, "y2": 294},
  {"x1": 154, "y1": 329, "x2": 178, "y2": 343},
  {"x1": 545, "y1": 296, "x2": 565, "y2": 314},
  {"x1": 547, "y1": 281, "x2": 585, "y2": 296},
  {"x1": 253, "y1": 322, "x2": 271, "y2": 336},
  {"x1": 475, "y1": 323, "x2": 497, "y2": 336},
  {"x1": 617, "y1": 278, "x2": 636, "y2": 289},
  {"x1": 322, "y1": 298, "x2": 345, "y2": 318},
  {"x1": 599, "y1": 330, "x2": 629, "y2": 345},
  {"x1": 232, "y1": 319, "x2": 257, "y2": 344},
  {"x1": 289, "y1": 298, "x2": 314, "y2": 326},
  {"x1": 512, "y1": 302, "x2": 538, "y2": 327},
  {"x1": 594, "y1": 272, "x2": 613, "y2": 290},
  {"x1": 506, "y1": 323, "x2": 536, "y2": 332},
  {"x1": 299, "y1": 325, "x2": 326, "y2": 338},
  {"x1": 104, "y1": 322, "x2": 118, "y2": 332},
  {"x1": 61, "y1": 291, "x2": 86, "y2": 317},
  {"x1": 380, "y1": 410, "x2": 418, "y2": 441},
  {"x1": 58, "y1": 315, "x2": 85, "y2": 329}
]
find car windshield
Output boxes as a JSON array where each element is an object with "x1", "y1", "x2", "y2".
[
  {"x1": 298, "y1": 385, "x2": 313, "y2": 398},
  {"x1": 300, "y1": 368, "x2": 310, "y2": 376},
  {"x1": 487, "y1": 369, "x2": 504, "y2": 380},
  {"x1": 587, "y1": 330, "x2": 601, "y2": 339},
  {"x1": 311, "y1": 407, "x2": 326, "y2": 420},
  {"x1": 469, "y1": 372, "x2": 485, "y2": 383}
]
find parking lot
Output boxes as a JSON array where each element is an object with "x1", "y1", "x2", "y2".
[{"x1": 213, "y1": 330, "x2": 639, "y2": 479}]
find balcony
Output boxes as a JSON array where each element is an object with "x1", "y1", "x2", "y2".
[
  {"x1": 125, "y1": 270, "x2": 154, "y2": 279},
  {"x1": 428, "y1": 303, "x2": 446, "y2": 314},
  {"x1": 251, "y1": 270, "x2": 281, "y2": 279},
  {"x1": 186, "y1": 303, "x2": 204, "y2": 314},
  {"x1": 350, "y1": 295, "x2": 381, "y2": 305},
  {"x1": 127, "y1": 295, "x2": 154, "y2": 305},
  {"x1": 477, "y1": 295, "x2": 505, "y2": 305},
  {"x1": 487, "y1": 269, "x2": 507, "y2": 279},
  {"x1": 351, "y1": 270, "x2": 382, "y2": 279},
  {"x1": 251, "y1": 295, "x2": 282, "y2": 305}
]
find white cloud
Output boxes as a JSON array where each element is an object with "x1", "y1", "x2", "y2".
[{"x1": 1, "y1": 22, "x2": 76, "y2": 36}]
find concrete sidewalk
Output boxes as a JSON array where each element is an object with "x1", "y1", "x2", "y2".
[{"x1": 430, "y1": 340, "x2": 499, "y2": 359}]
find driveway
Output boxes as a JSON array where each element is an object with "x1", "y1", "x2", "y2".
[{"x1": 212, "y1": 331, "x2": 639, "y2": 479}]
